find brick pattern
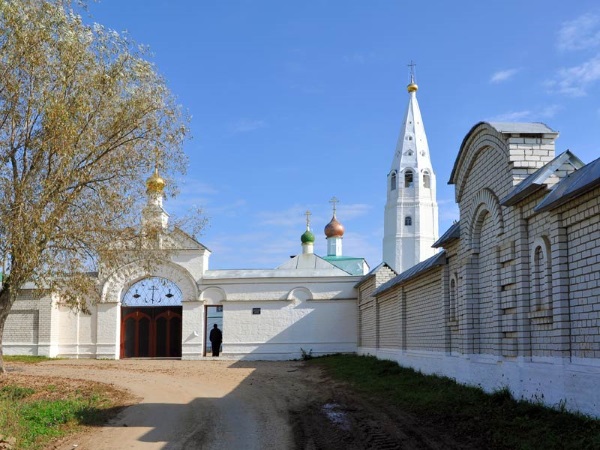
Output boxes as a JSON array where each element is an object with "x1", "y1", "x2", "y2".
[
  {"x1": 3, "y1": 290, "x2": 47, "y2": 345},
  {"x1": 359, "y1": 302, "x2": 376, "y2": 347},
  {"x1": 378, "y1": 291, "x2": 401, "y2": 348},
  {"x1": 566, "y1": 195, "x2": 600, "y2": 359},
  {"x1": 404, "y1": 271, "x2": 444, "y2": 351}
]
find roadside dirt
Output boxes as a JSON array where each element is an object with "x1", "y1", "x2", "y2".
[{"x1": 5, "y1": 359, "x2": 483, "y2": 449}]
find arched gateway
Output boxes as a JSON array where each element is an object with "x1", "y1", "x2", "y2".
[{"x1": 121, "y1": 277, "x2": 183, "y2": 358}]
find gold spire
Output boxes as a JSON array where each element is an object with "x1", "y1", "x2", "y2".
[
  {"x1": 146, "y1": 165, "x2": 165, "y2": 194},
  {"x1": 407, "y1": 60, "x2": 418, "y2": 93}
]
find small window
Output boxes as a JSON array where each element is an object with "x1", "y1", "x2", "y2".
[
  {"x1": 390, "y1": 172, "x2": 397, "y2": 191},
  {"x1": 423, "y1": 171, "x2": 431, "y2": 189},
  {"x1": 404, "y1": 170, "x2": 414, "y2": 187},
  {"x1": 531, "y1": 238, "x2": 553, "y2": 312},
  {"x1": 450, "y1": 277, "x2": 457, "y2": 321},
  {"x1": 405, "y1": 216, "x2": 412, "y2": 226}
]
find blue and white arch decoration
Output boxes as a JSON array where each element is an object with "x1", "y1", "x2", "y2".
[{"x1": 122, "y1": 277, "x2": 183, "y2": 307}]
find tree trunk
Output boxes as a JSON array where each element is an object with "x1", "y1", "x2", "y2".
[{"x1": 0, "y1": 285, "x2": 16, "y2": 374}]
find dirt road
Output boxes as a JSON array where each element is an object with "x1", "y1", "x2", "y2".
[
  {"x1": 12, "y1": 359, "x2": 315, "y2": 449},
  {"x1": 10, "y1": 359, "x2": 473, "y2": 450}
]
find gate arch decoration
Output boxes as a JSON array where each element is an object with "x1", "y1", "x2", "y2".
[
  {"x1": 102, "y1": 260, "x2": 199, "y2": 304},
  {"x1": 121, "y1": 277, "x2": 183, "y2": 358}
]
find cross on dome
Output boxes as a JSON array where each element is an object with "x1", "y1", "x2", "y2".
[
  {"x1": 329, "y1": 196, "x2": 339, "y2": 216},
  {"x1": 305, "y1": 210, "x2": 312, "y2": 229},
  {"x1": 407, "y1": 60, "x2": 418, "y2": 93}
]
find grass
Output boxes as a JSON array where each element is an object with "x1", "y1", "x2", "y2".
[
  {"x1": 3, "y1": 355, "x2": 53, "y2": 364},
  {"x1": 311, "y1": 354, "x2": 600, "y2": 449},
  {"x1": 0, "y1": 373, "x2": 127, "y2": 449}
]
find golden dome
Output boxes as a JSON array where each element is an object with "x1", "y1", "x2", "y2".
[
  {"x1": 324, "y1": 215, "x2": 345, "y2": 238},
  {"x1": 146, "y1": 167, "x2": 165, "y2": 194},
  {"x1": 407, "y1": 82, "x2": 418, "y2": 93}
]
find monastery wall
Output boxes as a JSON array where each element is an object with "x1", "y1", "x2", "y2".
[{"x1": 359, "y1": 122, "x2": 600, "y2": 417}]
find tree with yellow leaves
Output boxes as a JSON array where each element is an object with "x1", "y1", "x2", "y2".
[{"x1": 0, "y1": 0, "x2": 190, "y2": 372}]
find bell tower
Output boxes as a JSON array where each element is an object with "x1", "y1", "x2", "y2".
[{"x1": 382, "y1": 64, "x2": 438, "y2": 273}]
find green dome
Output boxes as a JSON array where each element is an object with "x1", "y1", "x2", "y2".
[{"x1": 301, "y1": 229, "x2": 315, "y2": 244}]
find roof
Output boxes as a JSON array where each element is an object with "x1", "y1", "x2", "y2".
[
  {"x1": 321, "y1": 256, "x2": 368, "y2": 276},
  {"x1": 501, "y1": 150, "x2": 585, "y2": 206},
  {"x1": 450, "y1": 122, "x2": 559, "y2": 185},
  {"x1": 487, "y1": 122, "x2": 558, "y2": 135},
  {"x1": 433, "y1": 222, "x2": 460, "y2": 248},
  {"x1": 353, "y1": 262, "x2": 395, "y2": 288},
  {"x1": 535, "y1": 156, "x2": 600, "y2": 213},
  {"x1": 276, "y1": 253, "x2": 352, "y2": 275},
  {"x1": 374, "y1": 251, "x2": 446, "y2": 296}
]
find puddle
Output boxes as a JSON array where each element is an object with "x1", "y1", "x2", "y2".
[{"x1": 322, "y1": 402, "x2": 351, "y2": 431}]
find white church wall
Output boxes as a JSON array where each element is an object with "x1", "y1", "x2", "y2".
[
  {"x1": 181, "y1": 300, "x2": 204, "y2": 360},
  {"x1": 223, "y1": 297, "x2": 357, "y2": 360},
  {"x1": 171, "y1": 249, "x2": 209, "y2": 282},
  {"x1": 54, "y1": 305, "x2": 98, "y2": 359},
  {"x1": 95, "y1": 302, "x2": 120, "y2": 359}
]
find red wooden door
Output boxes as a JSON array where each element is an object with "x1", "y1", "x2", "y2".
[{"x1": 121, "y1": 307, "x2": 182, "y2": 358}]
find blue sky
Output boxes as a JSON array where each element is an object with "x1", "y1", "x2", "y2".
[{"x1": 88, "y1": 1, "x2": 600, "y2": 270}]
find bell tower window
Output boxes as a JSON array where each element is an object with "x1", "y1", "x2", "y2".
[
  {"x1": 390, "y1": 172, "x2": 397, "y2": 190},
  {"x1": 404, "y1": 216, "x2": 412, "y2": 226},
  {"x1": 404, "y1": 170, "x2": 414, "y2": 187},
  {"x1": 423, "y1": 171, "x2": 431, "y2": 189}
]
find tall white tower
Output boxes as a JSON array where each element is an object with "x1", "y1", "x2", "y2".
[{"x1": 382, "y1": 68, "x2": 438, "y2": 274}]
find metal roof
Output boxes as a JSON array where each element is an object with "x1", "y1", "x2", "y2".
[
  {"x1": 322, "y1": 256, "x2": 368, "y2": 276},
  {"x1": 535, "y1": 156, "x2": 600, "y2": 213},
  {"x1": 433, "y1": 222, "x2": 460, "y2": 248},
  {"x1": 501, "y1": 150, "x2": 585, "y2": 206},
  {"x1": 374, "y1": 251, "x2": 446, "y2": 296},
  {"x1": 487, "y1": 122, "x2": 558, "y2": 135}
]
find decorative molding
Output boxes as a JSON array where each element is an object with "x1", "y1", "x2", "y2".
[
  {"x1": 468, "y1": 188, "x2": 504, "y2": 251},
  {"x1": 101, "y1": 260, "x2": 198, "y2": 304}
]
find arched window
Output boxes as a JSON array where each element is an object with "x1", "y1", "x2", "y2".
[
  {"x1": 390, "y1": 172, "x2": 397, "y2": 191},
  {"x1": 531, "y1": 237, "x2": 552, "y2": 312},
  {"x1": 404, "y1": 170, "x2": 414, "y2": 187},
  {"x1": 404, "y1": 216, "x2": 412, "y2": 226},
  {"x1": 423, "y1": 171, "x2": 431, "y2": 189},
  {"x1": 533, "y1": 246, "x2": 548, "y2": 310}
]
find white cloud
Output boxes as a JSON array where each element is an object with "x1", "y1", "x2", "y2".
[
  {"x1": 231, "y1": 119, "x2": 267, "y2": 133},
  {"x1": 336, "y1": 203, "x2": 372, "y2": 220},
  {"x1": 557, "y1": 13, "x2": 600, "y2": 51},
  {"x1": 488, "y1": 104, "x2": 560, "y2": 122},
  {"x1": 546, "y1": 54, "x2": 600, "y2": 96},
  {"x1": 539, "y1": 104, "x2": 561, "y2": 118},
  {"x1": 489, "y1": 110, "x2": 532, "y2": 122},
  {"x1": 490, "y1": 68, "x2": 519, "y2": 84}
]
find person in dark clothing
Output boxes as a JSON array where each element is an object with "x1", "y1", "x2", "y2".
[{"x1": 209, "y1": 324, "x2": 222, "y2": 357}]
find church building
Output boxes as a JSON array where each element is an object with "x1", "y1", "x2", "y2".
[
  {"x1": 4, "y1": 75, "x2": 600, "y2": 417},
  {"x1": 4, "y1": 169, "x2": 369, "y2": 361}
]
